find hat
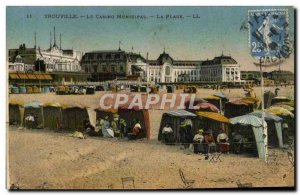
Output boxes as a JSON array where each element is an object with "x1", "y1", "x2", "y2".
[
  {"x1": 198, "y1": 129, "x2": 204, "y2": 133},
  {"x1": 105, "y1": 116, "x2": 109, "y2": 120},
  {"x1": 180, "y1": 121, "x2": 186, "y2": 127},
  {"x1": 113, "y1": 113, "x2": 119, "y2": 118}
]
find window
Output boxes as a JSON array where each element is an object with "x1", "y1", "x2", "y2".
[
  {"x1": 115, "y1": 54, "x2": 120, "y2": 59},
  {"x1": 165, "y1": 66, "x2": 171, "y2": 76},
  {"x1": 97, "y1": 54, "x2": 102, "y2": 60},
  {"x1": 88, "y1": 54, "x2": 93, "y2": 60},
  {"x1": 106, "y1": 54, "x2": 111, "y2": 59},
  {"x1": 120, "y1": 65, "x2": 124, "y2": 72}
]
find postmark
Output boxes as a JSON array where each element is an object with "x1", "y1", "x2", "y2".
[{"x1": 248, "y1": 9, "x2": 292, "y2": 66}]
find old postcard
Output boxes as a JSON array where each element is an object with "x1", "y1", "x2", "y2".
[{"x1": 7, "y1": 6, "x2": 295, "y2": 190}]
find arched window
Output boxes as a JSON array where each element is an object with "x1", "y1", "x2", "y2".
[{"x1": 165, "y1": 66, "x2": 171, "y2": 76}]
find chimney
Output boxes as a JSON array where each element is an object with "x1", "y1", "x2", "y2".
[
  {"x1": 50, "y1": 31, "x2": 52, "y2": 49},
  {"x1": 60, "y1": 33, "x2": 62, "y2": 50},
  {"x1": 146, "y1": 52, "x2": 149, "y2": 60},
  {"x1": 34, "y1": 32, "x2": 36, "y2": 49},
  {"x1": 53, "y1": 26, "x2": 57, "y2": 47}
]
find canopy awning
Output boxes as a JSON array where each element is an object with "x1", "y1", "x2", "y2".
[
  {"x1": 17, "y1": 73, "x2": 28, "y2": 79},
  {"x1": 196, "y1": 111, "x2": 230, "y2": 123},
  {"x1": 241, "y1": 97, "x2": 259, "y2": 104},
  {"x1": 9, "y1": 73, "x2": 20, "y2": 79},
  {"x1": 23, "y1": 101, "x2": 42, "y2": 108},
  {"x1": 9, "y1": 100, "x2": 24, "y2": 105},
  {"x1": 94, "y1": 108, "x2": 118, "y2": 113},
  {"x1": 205, "y1": 95, "x2": 220, "y2": 100},
  {"x1": 230, "y1": 114, "x2": 266, "y2": 127},
  {"x1": 248, "y1": 111, "x2": 283, "y2": 122},
  {"x1": 26, "y1": 74, "x2": 37, "y2": 80},
  {"x1": 42, "y1": 102, "x2": 63, "y2": 107},
  {"x1": 266, "y1": 106, "x2": 294, "y2": 118},
  {"x1": 194, "y1": 102, "x2": 220, "y2": 112}
]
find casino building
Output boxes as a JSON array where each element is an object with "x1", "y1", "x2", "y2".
[
  {"x1": 8, "y1": 27, "x2": 89, "y2": 85},
  {"x1": 145, "y1": 50, "x2": 242, "y2": 84},
  {"x1": 81, "y1": 48, "x2": 243, "y2": 84},
  {"x1": 8, "y1": 28, "x2": 82, "y2": 73}
]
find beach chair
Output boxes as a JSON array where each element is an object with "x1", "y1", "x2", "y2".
[
  {"x1": 121, "y1": 177, "x2": 135, "y2": 189},
  {"x1": 179, "y1": 168, "x2": 195, "y2": 188},
  {"x1": 209, "y1": 153, "x2": 222, "y2": 163}
]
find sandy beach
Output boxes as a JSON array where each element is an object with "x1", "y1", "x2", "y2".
[{"x1": 7, "y1": 86, "x2": 295, "y2": 189}]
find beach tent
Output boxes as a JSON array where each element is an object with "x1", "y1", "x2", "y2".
[
  {"x1": 9, "y1": 100, "x2": 24, "y2": 125},
  {"x1": 266, "y1": 106, "x2": 295, "y2": 139},
  {"x1": 86, "y1": 86, "x2": 95, "y2": 94},
  {"x1": 248, "y1": 111, "x2": 283, "y2": 148},
  {"x1": 42, "y1": 103, "x2": 63, "y2": 130},
  {"x1": 130, "y1": 85, "x2": 139, "y2": 92},
  {"x1": 271, "y1": 96, "x2": 291, "y2": 105},
  {"x1": 23, "y1": 101, "x2": 44, "y2": 128},
  {"x1": 264, "y1": 91, "x2": 276, "y2": 109},
  {"x1": 61, "y1": 104, "x2": 90, "y2": 131},
  {"x1": 158, "y1": 110, "x2": 198, "y2": 143},
  {"x1": 118, "y1": 105, "x2": 150, "y2": 140},
  {"x1": 195, "y1": 111, "x2": 230, "y2": 137},
  {"x1": 11, "y1": 86, "x2": 19, "y2": 94},
  {"x1": 272, "y1": 104, "x2": 294, "y2": 112},
  {"x1": 273, "y1": 100, "x2": 294, "y2": 107},
  {"x1": 42, "y1": 86, "x2": 50, "y2": 93},
  {"x1": 96, "y1": 85, "x2": 108, "y2": 91},
  {"x1": 224, "y1": 99, "x2": 254, "y2": 118},
  {"x1": 266, "y1": 106, "x2": 294, "y2": 118},
  {"x1": 19, "y1": 86, "x2": 27, "y2": 93},
  {"x1": 230, "y1": 115, "x2": 267, "y2": 159},
  {"x1": 167, "y1": 85, "x2": 176, "y2": 93}
]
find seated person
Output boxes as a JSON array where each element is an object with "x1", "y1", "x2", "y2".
[
  {"x1": 162, "y1": 123, "x2": 174, "y2": 144},
  {"x1": 193, "y1": 129, "x2": 205, "y2": 154},
  {"x1": 128, "y1": 120, "x2": 142, "y2": 140},
  {"x1": 101, "y1": 116, "x2": 114, "y2": 138},
  {"x1": 25, "y1": 113, "x2": 35, "y2": 129},
  {"x1": 231, "y1": 129, "x2": 244, "y2": 154},
  {"x1": 217, "y1": 129, "x2": 230, "y2": 153},
  {"x1": 204, "y1": 130, "x2": 216, "y2": 154},
  {"x1": 119, "y1": 118, "x2": 127, "y2": 138},
  {"x1": 111, "y1": 114, "x2": 121, "y2": 137},
  {"x1": 89, "y1": 119, "x2": 102, "y2": 136}
]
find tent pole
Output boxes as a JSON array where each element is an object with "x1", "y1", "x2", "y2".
[{"x1": 260, "y1": 57, "x2": 267, "y2": 162}]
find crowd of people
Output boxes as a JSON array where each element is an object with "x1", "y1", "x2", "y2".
[
  {"x1": 84, "y1": 114, "x2": 143, "y2": 140},
  {"x1": 162, "y1": 120, "x2": 246, "y2": 156}
]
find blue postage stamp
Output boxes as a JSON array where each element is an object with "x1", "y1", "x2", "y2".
[{"x1": 248, "y1": 9, "x2": 289, "y2": 58}]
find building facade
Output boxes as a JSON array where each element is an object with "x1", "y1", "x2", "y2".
[
  {"x1": 8, "y1": 27, "x2": 82, "y2": 73},
  {"x1": 81, "y1": 49, "x2": 242, "y2": 84},
  {"x1": 81, "y1": 49, "x2": 147, "y2": 81}
]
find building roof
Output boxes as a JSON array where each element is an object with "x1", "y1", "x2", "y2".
[
  {"x1": 202, "y1": 55, "x2": 237, "y2": 66},
  {"x1": 87, "y1": 49, "x2": 125, "y2": 54}
]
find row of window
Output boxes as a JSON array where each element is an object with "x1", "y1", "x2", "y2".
[{"x1": 85, "y1": 53, "x2": 123, "y2": 60}]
